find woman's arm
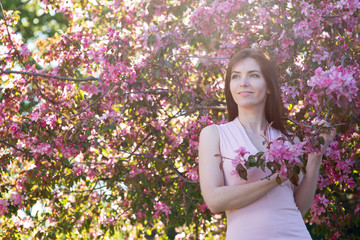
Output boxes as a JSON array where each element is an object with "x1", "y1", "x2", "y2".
[
  {"x1": 293, "y1": 153, "x2": 322, "y2": 216},
  {"x1": 294, "y1": 120, "x2": 335, "y2": 216},
  {"x1": 199, "y1": 125, "x2": 281, "y2": 214}
]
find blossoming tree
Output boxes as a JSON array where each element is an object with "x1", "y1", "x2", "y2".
[{"x1": 0, "y1": 0, "x2": 359, "y2": 239}]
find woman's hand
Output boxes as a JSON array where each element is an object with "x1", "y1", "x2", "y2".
[
  {"x1": 309, "y1": 119, "x2": 336, "y2": 161},
  {"x1": 295, "y1": 119, "x2": 335, "y2": 216}
]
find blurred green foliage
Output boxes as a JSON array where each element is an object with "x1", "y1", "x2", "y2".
[{"x1": 2, "y1": 0, "x2": 68, "y2": 42}]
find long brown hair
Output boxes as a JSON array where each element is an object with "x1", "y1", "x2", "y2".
[{"x1": 224, "y1": 48, "x2": 288, "y2": 136}]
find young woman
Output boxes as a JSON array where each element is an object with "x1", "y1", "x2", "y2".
[{"x1": 198, "y1": 49, "x2": 335, "y2": 239}]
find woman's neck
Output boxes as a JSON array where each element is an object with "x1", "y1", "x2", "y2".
[{"x1": 237, "y1": 108, "x2": 268, "y2": 134}]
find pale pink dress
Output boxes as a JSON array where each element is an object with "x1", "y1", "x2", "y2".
[{"x1": 215, "y1": 118, "x2": 312, "y2": 240}]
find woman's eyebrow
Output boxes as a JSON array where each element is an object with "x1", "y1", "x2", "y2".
[
  {"x1": 248, "y1": 70, "x2": 261, "y2": 73},
  {"x1": 232, "y1": 70, "x2": 261, "y2": 74}
]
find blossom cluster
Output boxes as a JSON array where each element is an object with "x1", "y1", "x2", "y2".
[
  {"x1": 154, "y1": 201, "x2": 172, "y2": 218},
  {"x1": 306, "y1": 65, "x2": 359, "y2": 109},
  {"x1": 263, "y1": 139, "x2": 304, "y2": 179}
]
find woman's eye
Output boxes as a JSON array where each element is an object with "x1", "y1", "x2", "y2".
[
  {"x1": 250, "y1": 73, "x2": 260, "y2": 78},
  {"x1": 231, "y1": 74, "x2": 240, "y2": 79}
]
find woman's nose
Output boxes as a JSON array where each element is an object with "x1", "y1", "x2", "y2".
[{"x1": 239, "y1": 76, "x2": 249, "y2": 86}]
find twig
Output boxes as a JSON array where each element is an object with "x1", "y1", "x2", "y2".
[
  {"x1": 135, "y1": 153, "x2": 197, "y2": 184},
  {"x1": 14, "y1": 0, "x2": 31, "y2": 11},
  {"x1": 31, "y1": 78, "x2": 58, "y2": 105},
  {"x1": 176, "y1": 54, "x2": 229, "y2": 59},
  {"x1": 1, "y1": 69, "x2": 102, "y2": 82},
  {"x1": 282, "y1": 117, "x2": 312, "y2": 128},
  {"x1": 123, "y1": 89, "x2": 168, "y2": 95},
  {"x1": 0, "y1": 2, "x2": 17, "y2": 58},
  {"x1": 0, "y1": 139, "x2": 31, "y2": 154},
  {"x1": 195, "y1": 106, "x2": 227, "y2": 111},
  {"x1": 261, "y1": 173, "x2": 275, "y2": 181},
  {"x1": 167, "y1": 54, "x2": 229, "y2": 61},
  {"x1": 70, "y1": 86, "x2": 111, "y2": 118},
  {"x1": 324, "y1": 109, "x2": 330, "y2": 121},
  {"x1": 341, "y1": 56, "x2": 349, "y2": 67}
]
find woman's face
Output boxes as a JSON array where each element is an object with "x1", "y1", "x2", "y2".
[{"x1": 230, "y1": 58, "x2": 268, "y2": 111}]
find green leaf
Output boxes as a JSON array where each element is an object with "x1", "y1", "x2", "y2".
[
  {"x1": 236, "y1": 163, "x2": 247, "y2": 180},
  {"x1": 260, "y1": 159, "x2": 266, "y2": 172},
  {"x1": 298, "y1": 155, "x2": 305, "y2": 166},
  {"x1": 248, "y1": 155, "x2": 256, "y2": 165},
  {"x1": 290, "y1": 172, "x2": 299, "y2": 186},
  {"x1": 266, "y1": 162, "x2": 273, "y2": 171},
  {"x1": 317, "y1": 136, "x2": 325, "y2": 145}
]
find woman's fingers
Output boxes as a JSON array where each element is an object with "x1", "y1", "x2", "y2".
[{"x1": 312, "y1": 119, "x2": 336, "y2": 154}]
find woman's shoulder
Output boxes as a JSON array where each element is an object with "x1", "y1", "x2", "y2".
[
  {"x1": 199, "y1": 125, "x2": 220, "y2": 147},
  {"x1": 200, "y1": 119, "x2": 237, "y2": 138},
  {"x1": 200, "y1": 124, "x2": 219, "y2": 137}
]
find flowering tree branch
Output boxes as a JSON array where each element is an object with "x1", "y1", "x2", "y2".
[
  {"x1": 137, "y1": 153, "x2": 197, "y2": 184},
  {"x1": 0, "y1": 69, "x2": 102, "y2": 83},
  {"x1": 70, "y1": 85, "x2": 112, "y2": 118},
  {"x1": 0, "y1": 2, "x2": 17, "y2": 54},
  {"x1": 0, "y1": 139, "x2": 31, "y2": 154}
]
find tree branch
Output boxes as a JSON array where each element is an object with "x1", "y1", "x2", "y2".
[
  {"x1": 166, "y1": 54, "x2": 229, "y2": 62},
  {"x1": 282, "y1": 117, "x2": 312, "y2": 128},
  {"x1": 195, "y1": 105, "x2": 226, "y2": 111},
  {"x1": 135, "y1": 153, "x2": 197, "y2": 184},
  {"x1": 13, "y1": 0, "x2": 31, "y2": 11},
  {"x1": 173, "y1": 54, "x2": 229, "y2": 60},
  {"x1": 70, "y1": 86, "x2": 112, "y2": 118},
  {"x1": 123, "y1": 89, "x2": 168, "y2": 95},
  {"x1": 0, "y1": 2, "x2": 17, "y2": 57},
  {"x1": 0, "y1": 69, "x2": 102, "y2": 83},
  {"x1": 0, "y1": 139, "x2": 31, "y2": 154}
]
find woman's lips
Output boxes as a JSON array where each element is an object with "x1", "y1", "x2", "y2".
[{"x1": 238, "y1": 91, "x2": 252, "y2": 96}]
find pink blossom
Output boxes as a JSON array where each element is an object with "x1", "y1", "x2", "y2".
[
  {"x1": 185, "y1": 166, "x2": 199, "y2": 181},
  {"x1": 32, "y1": 143, "x2": 52, "y2": 155},
  {"x1": 73, "y1": 162, "x2": 88, "y2": 176},
  {"x1": 99, "y1": 212, "x2": 116, "y2": 225},
  {"x1": 89, "y1": 227, "x2": 103, "y2": 238},
  {"x1": 43, "y1": 114, "x2": 57, "y2": 129},
  {"x1": 40, "y1": 121, "x2": 47, "y2": 127},
  {"x1": 257, "y1": 7, "x2": 271, "y2": 21},
  {"x1": 231, "y1": 146, "x2": 250, "y2": 175},
  {"x1": 307, "y1": 66, "x2": 359, "y2": 109},
  {"x1": 282, "y1": 38, "x2": 294, "y2": 48},
  {"x1": 0, "y1": 199, "x2": 9, "y2": 216},
  {"x1": 136, "y1": 209, "x2": 146, "y2": 221},
  {"x1": 13, "y1": 216, "x2": 34, "y2": 229},
  {"x1": 234, "y1": 146, "x2": 249, "y2": 156},
  {"x1": 10, "y1": 193, "x2": 25, "y2": 207},
  {"x1": 20, "y1": 44, "x2": 30, "y2": 57},
  {"x1": 316, "y1": 194, "x2": 330, "y2": 206},
  {"x1": 311, "y1": 204, "x2": 326, "y2": 216},
  {"x1": 355, "y1": 204, "x2": 360, "y2": 215},
  {"x1": 233, "y1": 146, "x2": 249, "y2": 165},
  {"x1": 48, "y1": 216, "x2": 57, "y2": 227},
  {"x1": 154, "y1": 201, "x2": 172, "y2": 216},
  {"x1": 10, "y1": 124, "x2": 19, "y2": 133},
  {"x1": 86, "y1": 168, "x2": 98, "y2": 179},
  {"x1": 16, "y1": 176, "x2": 26, "y2": 191},
  {"x1": 198, "y1": 202, "x2": 208, "y2": 213},
  {"x1": 30, "y1": 111, "x2": 40, "y2": 122},
  {"x1": 129, "y1": 165, "x2": 147, "y2": 178}
]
